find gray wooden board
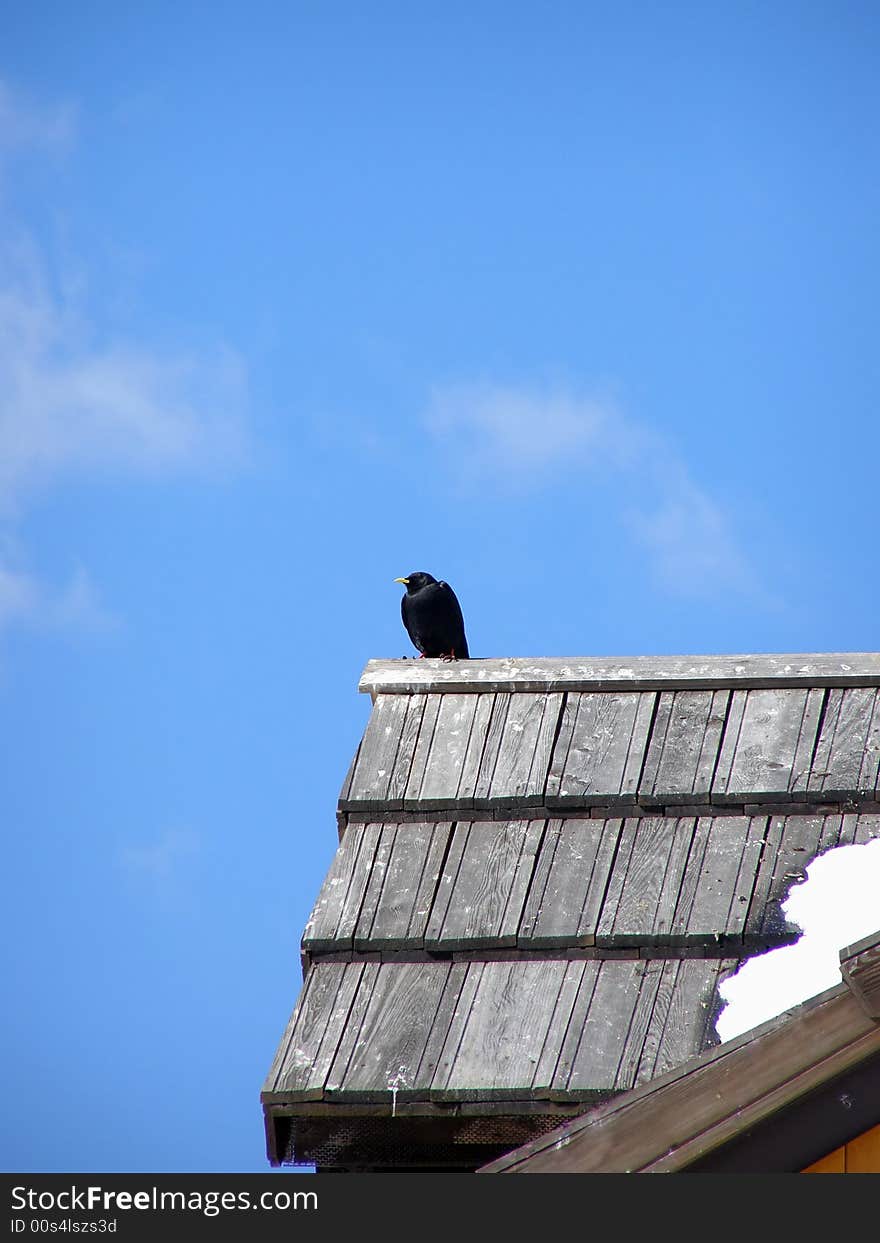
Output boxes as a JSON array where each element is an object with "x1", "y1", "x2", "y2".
[
  {"x1": 334, "y1": 961, "x2": 453, "y2": 1099},
  {"x1": 353, "y1": 824, "x2": 397, "y2": 951},
  {"x1": 531, "y1": 961, "x2": 591, "y2": 1090},
  {"x1": 402, "y1": 694, "x2": 441, "y2": 807},
  {"x1": 743, "y1": 813, "x2": 826, "y2": 940},
  {"x1": 426, "y1": 961, "x2": 484, "y2": 1093},
  {"x1": 337, "y1": 741, "x2": 361, "y2": 804},
  {"x1": 517, "y1": 818, "x2": 621, "y2": 947},
  {"x1": 305, "y1": 812, "x2": 864, "y2": 955},
  {"x1": 561, "y1": 960, "x2": 645, "y2": 1091},
  {"x1": 854, "y1": 814, "x2": 880, "y2": 844},
  {"x1": 613, "y1": 960, "x2": 666, "y2": 1089},
  {"x1": 359, "y1": 653, "x2": 880, "y2": 696},
  {"x1": 596, "y1": 817, "x2": 696, "y2": 945},
  {"x1": 633, "y1": 959, "x2": 686, "y2": 1086},
  {"x1": 802, "y1": 687, "x2": 880, "y2": 798},
  {"x1": 351, "y1": 822, "x2": 453, "y2": 952},
  {"x1": 345, "y1": 694, "x2": 411, "y2": 808},
  {"x1": 484, "y1": 693, "x2": 563, "y2": 805},
  {"x1": 416, "y1": 694, "x2": 480, "y2": 809},
  {"x1": 673, "y1": 816, "x2": 767, "y2": 944},
  {"x1": 454, "y1": 693, "x2": 496, "y2": 807},
  {"x1": 344, "y1": 681, "x2": 879, "y2": 820},
  {"x1": 635, "y1": 958, "x2": 736, "y2": 1085},
  {"x1": 546, "y1": 691, "x2": 655, "y2": 803},
  {"x1": 405, "y1": 821, "x2": 454, "y2": 943},
  {"x1": 712, "y1": 688, "x2": 824, "y2": 801},
  {"x1": 426, "y1": 820, "x2": 542, "y2": 950},
  {"x1": 301, "y1": 828, "x2": 366, "y2": 953},
  {"x1": 385, "y1": 694, "x2": 428, "y2": 806},
  {"x1": 324, "y1": 961, "x2": 381, "y2": 1093},
  {"x1": 639, "y1": 690, "x2": 730, "y2": 803},
  {"x1": 302, "y1": 823, "x2": 383, "y2": 953},
  {"x1": 471, "y1": 695, "x2": 512, "y2": 804},
  {"x1": 265, "y1": 961, "x2": 365, "y2": 1099},
  {"x1": 525, "y1": 693, "x2": 566, "y2": 801},
  {"x1": 434, "y1": 960, "x2": 573, "y2": 1097}
]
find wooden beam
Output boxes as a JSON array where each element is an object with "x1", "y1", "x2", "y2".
[
  {"x1": 359, "y1": 653, "x2": 880, "y2": 698},
  {"x1": 479, "y1": 980, "x2": 880, "y2": 1173},
  {"x1": 841, "y1": 931, "x2": 880, "y2": 1019}
]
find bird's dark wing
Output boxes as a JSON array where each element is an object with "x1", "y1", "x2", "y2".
[
  {"x1": 438, "y1": 582, "x2": 469, "y2": 658},
  {"x1": 401, "y1": 591, "x2": 424, "y2": 653}
]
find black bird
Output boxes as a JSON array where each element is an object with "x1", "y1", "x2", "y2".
[{"x1": 394, "y1": 571, "x2": 470, "y2": 660}]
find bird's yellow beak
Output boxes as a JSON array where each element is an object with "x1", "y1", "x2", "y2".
[{"x1": 394, "y1": 577, "x2": 409, "y2": 585}]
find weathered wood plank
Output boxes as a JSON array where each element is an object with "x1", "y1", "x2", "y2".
[
  {"x1": 743, "y1": 814, "x2": 825, "y2": 941},
  {"x1": 487, "y1": 693, "x2": 563, "y2": 805},
  {"x1": 414, "y1": 962, "x2": 469, "y2": 1087},
  {"x1": 360, "y1": 653, "x2": 880, "y2": 697},
  {"x1": 636, "y1": 958, "x2": 734, "y2": 1084},
  {"x1": 402, "y1": 694, "x2": 441, "y2": 808},
  {"x1": 302, "y1": 827, "x2": 369, "y2": 953},
  {"x1": 324, "y1": 961, "x2": 381, "y2": 1092},
  {"x1": 854, "y1": 814, "x2": 880, "y2": 844},
  {"x1": 333, "y1": 962, "x2": 452, "y2": 1099},
  {"x1": 308, "y1": 810, "x2": 861, "y2": 956},
  {"x1": 424, "y1": 822, "x2": 470, "y2": 944},
  {"x1": 674, "y1": 817, "x2": 766, "y2": 945},
  {"x1": 385, "y1": 694, "x2": 428, "y2": 806},
  {"x1": 596, "y1": 817, "x2": 696, "y2": 946},
  {"x1": 302, "y1": 822, "x2": 383, "y2": 952},
  {"x1": 344, "y1": 695, "x2": 412, "y2": 808},
  {"x1": 472, "y1": 695, "x2": 512, "y2": 804},
  {"x1": 546, "y1": 691, "x2": 654, "y2": 804},
  {"x1": 517, "y1": 818, "x2": 621, "y2": 948},
  {"x1": 639, "y1": 690, "x2": 730, "y2": 804},
  {"x1": 406, "y1": 821, "x2": 454, "y2": 943},
  {"x1": 615, "y1": 959, "x2": 665, "y2": 1088},
  {"x1": 438, "y1": 960, "x2": 571, "y2": 1097},
  {"x1": 428, "y1": 962, "x2": 485, "y2": 1094},
  {"x1": 353, "y1": 824, "x2": 397, "y2": 951},
  {"x1": 264, "y1": 962, "x2": 365, "y2": 1099},
  {"x1": 802, "y1": 688, "x2": 880, "y2": 799},
  {"x1": 454, "y1": 693, "x2": 496, "y2": 808},
  {"x1": 551, "y1": 961, "x2": 600, "y2": 1092},
  {"x1": 713, "y1": 688, "x2": 823, "y2": 802},
  {"x1": 790, "y1": 687, "x2": 827, "y2": 793},
  {"x1": 426, "y1": 820, "x2": 540, "y2": 950},
  {"x1": 416, "y1": 694, "x2": 480, "y2": 809},
  {"x1": 531, "y1": 961, "x2": 590, "y2": 1090},
  {"x1": 525, "y1": 692, "x2": 566, "y2": 801},
  {"x1": 356, "y1": 822, "x2": 451, "y2": 950},
  {"x1": 562, "y1": 961, "x2": 644, "y2": 1090}
]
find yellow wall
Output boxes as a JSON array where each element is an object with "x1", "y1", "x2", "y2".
[{"x1": 803, "y1": 1122, "x2": 880, "y2": 1173}]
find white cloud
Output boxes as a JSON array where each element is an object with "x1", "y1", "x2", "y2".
[
  {"x1": 0, "y1": 560, "x2": 39, "y2": 626},
  {"x1": 119, "y1": 827, "x2": 201, "y2": 907},
  {"x1": 0, "y1": 553, "x2": 117, "y2": 635},
  {"x1": 715, "y1": 838, "x2": 880, "y2": 1042},
  {"x1": 0, "y1": 78, "x2": 249, "y2": 636},
  {"x1": 425, "y1": 382, "x2": 763, "y2": 600},
  {"x1": 0, "y1": 78, "x2": 76, "y2": 155},
  {"x1": 0, "y1": 255, "x2": 248, "y2": 509},
  {"x1": 426, "y1": 383, "x2": 626, "y2": 474},
  {"x1": 121, "y1": 827, "x2": 200, "y2": 879}
]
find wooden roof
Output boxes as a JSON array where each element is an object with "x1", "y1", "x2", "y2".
[
  {"x1": 480, "y1": 930, "x2": 880, "y2": 1173},
  {"x1": 262, "y1": 653, "x2": 880, "y2": 1171}
]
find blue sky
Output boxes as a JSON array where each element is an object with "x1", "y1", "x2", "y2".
[{"x1": 2, "y1": 2, "x2": 879, "y2": 1173}]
